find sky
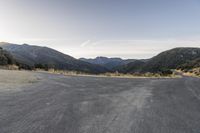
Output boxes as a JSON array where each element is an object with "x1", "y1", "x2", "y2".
[{"x1": 1, "y1": 0, "x2": 200, "y2": 59}]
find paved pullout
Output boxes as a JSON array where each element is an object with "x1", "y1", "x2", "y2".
[{"x1": 0, "y1": 70, "x2": 200, "y2": 133}]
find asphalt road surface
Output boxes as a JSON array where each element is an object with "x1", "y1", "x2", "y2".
[{"x1": 0, "y1": 70, "x2": 200, "y2": 133}]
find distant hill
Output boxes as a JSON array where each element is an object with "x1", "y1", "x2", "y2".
[
  {"x1": 0, "y1": 47, "x2": 15, "y2": 65},
  {"x1": 0, "y1": 42, "x2": 108, "y2": 74},
  {"x1": 116, "y1": 47, "x2": 200, "y2": 74},
  {"x1": 80, "y1": 57, "x2": 135, "y2": 70},
  {"x1": 1, "y1": 42, "x2": 199, "y2": 75},
  {"x1": 143, "y1": 48, "x2": 200, "y2": 72}
]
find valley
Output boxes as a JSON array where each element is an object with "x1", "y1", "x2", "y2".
[{"x1": 1, "y1": 42, "x2": 200, "y2": 77}]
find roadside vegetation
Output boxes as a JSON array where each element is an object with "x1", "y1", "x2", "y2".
[
  {"x1": 0, "y1": 47, "x2": 15, "y2": 66},
  {"x1": 34, "y1": 68, "x2": 179, "y2": 78},
  {"x1": 177, "y1": 58, "x2": 200, "y2": 77},
  {"x1": 177, "y1": 68, "x2": 200, "y2": 77}
]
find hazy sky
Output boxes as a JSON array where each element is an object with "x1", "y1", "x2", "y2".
[{"x1": 1, "y1": 0, "x2": 200, "y2": 59}]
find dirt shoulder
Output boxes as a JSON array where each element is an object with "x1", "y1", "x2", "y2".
[{"x1": 0, "y1": 69, "x2": 40, "y2": 92}]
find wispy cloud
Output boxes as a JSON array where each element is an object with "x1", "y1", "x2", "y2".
[
  {"x1": 75, "y1": 38, "x2": 200, "y2": 59},
  {"x1": 80, "y1": 40, "x2": 91, "y2": 47}
]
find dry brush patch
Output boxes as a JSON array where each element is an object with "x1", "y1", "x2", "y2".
[
  {"x1": 177, "y1": 68, "x2": 200, "y2": 78},
  {"x1": 36, "y1": 69, "x2": 180, "y2": 79}
]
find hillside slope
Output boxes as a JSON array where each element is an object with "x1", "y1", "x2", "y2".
[
  {"x1": 143, "y1": 48, "x2": 200, "y2": 73},
  {"x1": 0, "y1": 42, "x2": 108, "y2": 73},
  {"x1": 116, "y1": 47, "x2": 200, "y2": 74},
  {"x1": 1, "y1": 42, "x2": 199, "y2": 75}
]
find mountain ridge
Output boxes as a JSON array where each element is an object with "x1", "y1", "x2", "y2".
[
  {"x1": 80, "y1": 56, "x2": 136, "y2": 70},
  {"x1": 116, "y1": 47, "x2": 200, "y2": 74},
  {"x1": 1, "y1": 42, "x2": 200, "y2": 75},
  {"x1": 0, "y1": 42, "x2": 108, "y2": 74}
]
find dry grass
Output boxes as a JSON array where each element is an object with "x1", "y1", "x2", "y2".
[
  {"x1": 37, "y1": 69, "x2": 180, "y2": 79},
  {"x1": 99, "y1": 72, "x2": 180, "y2": 78},
  {"x1": 176, "y1": 68, "x2": 200, "y2": 78},
  {"x1": 0, "y1": 65, "x2": 19, "y2": 70},
  {"x1": 0, "y1": 69, "x2": 39, "y2": 92}
]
